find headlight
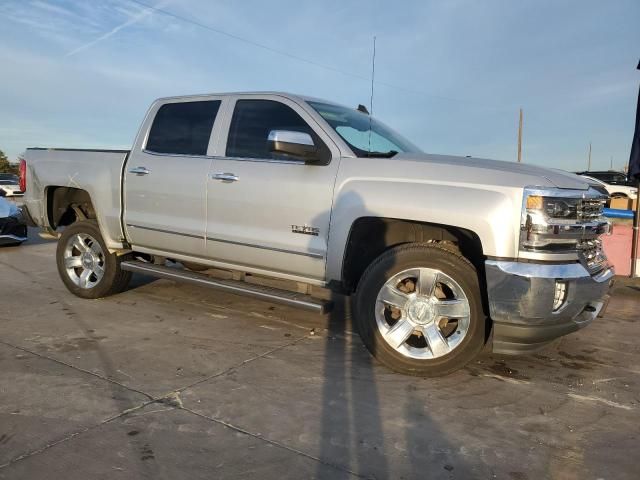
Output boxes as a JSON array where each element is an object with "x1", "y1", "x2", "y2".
[
  {"x1": 520, "y1": 187, "x2": 609, "y2": 256},
  {"x1": 526, "y1": 195, "x2": 580, "y2": 219}
]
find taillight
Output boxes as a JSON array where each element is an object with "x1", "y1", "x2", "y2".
[{"x1": 19, "y1": 158, "x2": 26, "y2": 192}]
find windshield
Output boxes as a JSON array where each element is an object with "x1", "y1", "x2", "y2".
[
  {"x1": 605, "y1": 173, "x2": 631, "y2": 185},
  {"x1": 308, "y1": 101, "x2": 421, "y2": 158}
]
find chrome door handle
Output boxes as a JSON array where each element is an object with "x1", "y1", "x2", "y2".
[
  {"x1": 210, "y1": 172, "x2": 239, "y2": 182},
  {"x1": 129, "y1": 166, "x2": 150, "y2": 176}
]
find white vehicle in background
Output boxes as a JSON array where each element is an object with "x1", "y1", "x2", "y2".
[
  {"x1": 579, "y1": 175, "x2": 638, "y2": 199},
  {"x1": 0, "y1": 174, "x2": 23, "y2": 197}
]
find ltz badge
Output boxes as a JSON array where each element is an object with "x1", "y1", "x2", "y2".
[{"x1": 291, "y1": 225, "x2": 320, "y2": 236}]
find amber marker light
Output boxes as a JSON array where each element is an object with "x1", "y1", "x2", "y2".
[{"x1": 526, "y1": 195, "x2": 543, "y2": 210}]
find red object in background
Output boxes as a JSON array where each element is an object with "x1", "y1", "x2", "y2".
[
  {"x1": 19, "y1": 159, "x2": 26, "y2": 192},
  {"x1": 602, "y1": 225, "x2": 634, "y2": 276}
]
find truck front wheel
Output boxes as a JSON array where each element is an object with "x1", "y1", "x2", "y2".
[
  {"x1": 354, "y1": 243, "x2": 486, "y2": 376},
  {"x1": 56, "y1": 220, "x2": 132, "y2": 299}
]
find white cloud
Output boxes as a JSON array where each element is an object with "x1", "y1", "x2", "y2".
[{"x1": 64, "y1": 0, "x2": 171, "y2": 57}]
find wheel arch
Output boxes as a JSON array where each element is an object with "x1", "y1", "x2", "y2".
[
  {"x1": 339, "y1": 217, "x2": 485, "y2": 293},
  {"x1": 46, "y1": 186, "x2": 96, "y2": 229}
]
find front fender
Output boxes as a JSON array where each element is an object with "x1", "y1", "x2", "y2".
[{"x1": 326, "y1": 178, "x2": 522, "y2": 282}]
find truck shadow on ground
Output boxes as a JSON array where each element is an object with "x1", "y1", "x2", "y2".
[{"x1": 315, "y1": 192, "x2": 476, "y2": 479}]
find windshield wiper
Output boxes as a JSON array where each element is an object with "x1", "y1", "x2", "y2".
[{"x1": 364, "y1": 150, "x2": 398, "y2": 158}]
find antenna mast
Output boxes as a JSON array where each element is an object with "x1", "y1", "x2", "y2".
[
  {"x1": 517, "y1": 108, "x2": 523, "y2": 163},
  {"x1": 368, "y1": 36, "x2": 376, "y2": 153}
]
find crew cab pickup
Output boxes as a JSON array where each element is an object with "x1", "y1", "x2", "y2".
[{"x1": 21, "y1": 92, "x2": 613, "y2": 375}]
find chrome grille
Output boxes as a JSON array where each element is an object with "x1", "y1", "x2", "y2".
[
  {"x1": 577, "y1": 239, "x2": 608, "y2": 274},
  {"x1": 577, "y1": 198, "x2": 605, "y2": 222}
]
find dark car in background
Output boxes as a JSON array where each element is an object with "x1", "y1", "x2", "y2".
[
  {"x1": 0, "y1": 190, "x2": 27, "y2": 246},
  {"x1": 575, "y1": 170, "x2": 634, "y2": 187}
]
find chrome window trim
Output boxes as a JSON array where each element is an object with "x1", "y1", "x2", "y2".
[
  {"x1": 140, "y1": 150, "x2": 307, "y2": 166},
  {"x1": 215, "y1": 155, "x2": 306, "y2": 165},
  {"x1": 141, "y1": 149, "x2": 210, "y2": 159}
]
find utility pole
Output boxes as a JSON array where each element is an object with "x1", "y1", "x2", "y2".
[
  {"x1": 587, "y1": 142, "x2": 592, "y2": 171},
  {"x1": 517, "y1": 108, "x2": 523, "y2": 163},
  {"x1": 610, "y1": 156, "x2": 613, "y2": 170}
]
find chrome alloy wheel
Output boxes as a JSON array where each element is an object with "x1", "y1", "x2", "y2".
[
  {"x1": 375, "y1": 267, "x2": 471, "y2": 359},
  {"x1": 63, "y1": 233, "x2": 105, "y2": 289}
]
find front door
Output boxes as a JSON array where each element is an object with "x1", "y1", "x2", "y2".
[
  {"x1": 124, "y1": 98, "x2": 223, "y2": 257},
  {"x1": 206, "y1": 96, "x2": 341, "y2": 281}
]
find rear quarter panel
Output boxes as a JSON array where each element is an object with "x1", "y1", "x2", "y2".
[{"x1": 23, "y1": 149, "x2": 129, "y2": 250}]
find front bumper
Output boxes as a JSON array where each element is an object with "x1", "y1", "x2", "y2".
[
  {"x1": 0, "y1": 187, "x2": 23, "y2": 197},
  {"x1": 0, "y1": 214, "x2": 27, "y2": 245},
  {"x1": 485, "y1": 260, "x2": 614, "y2": 354}
]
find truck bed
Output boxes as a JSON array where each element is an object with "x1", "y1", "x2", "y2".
[{"x1": 23, "y1": 147, "x2": 131, "y2": 250}]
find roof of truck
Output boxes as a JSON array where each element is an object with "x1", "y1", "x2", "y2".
[{"x1": 154, "y1": 91, "x2": 342, "y2": 106}]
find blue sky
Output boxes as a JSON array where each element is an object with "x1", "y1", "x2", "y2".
[{"x1": 0, "y1": 0, "x2": 638, "y2": 172}]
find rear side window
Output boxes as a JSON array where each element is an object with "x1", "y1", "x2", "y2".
[
  {"x1": 146, "y1": 100, "x2": 221, "y2": 155},
  {"x1": 226, "y1": 99, "x2": 328, "y2": 161}
]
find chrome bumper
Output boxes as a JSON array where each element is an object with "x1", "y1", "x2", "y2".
[{"x1": 485, "y1": 260, "x2": 614, "y2": 354}]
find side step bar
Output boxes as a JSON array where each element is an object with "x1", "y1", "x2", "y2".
[{"x1": 121, "y1": 260, "x2": 331, "y2": 314}]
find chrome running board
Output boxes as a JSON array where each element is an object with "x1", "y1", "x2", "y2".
[{"x1": 121, "y1": 260, "x2": 331, "y2": 314}]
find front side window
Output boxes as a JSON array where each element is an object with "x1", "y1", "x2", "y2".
[
  {"x1": 605, "y1": 173, "x2": 629, "y2": 185},
  {"x1": 146, "y1": 100, "x2": 221, "y2": 156},
  {"x1": 226, "y1": 99, "x2": 329, "y2": 161},
  {"x1": 308, "y1": 101, "x2": 421, "y2": 158}
]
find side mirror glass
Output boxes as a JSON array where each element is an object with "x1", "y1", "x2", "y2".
[{"x1": 268, "y1": 130, "x2": 318, "y2": 162}]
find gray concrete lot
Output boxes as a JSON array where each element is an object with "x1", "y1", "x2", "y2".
[{"x1": 0, "y1": 228, "x2": 638, "y2": 479}]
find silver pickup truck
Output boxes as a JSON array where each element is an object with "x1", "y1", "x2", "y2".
[{"x1": 21, "y1": 92, "x2": 613, "y2": 376}]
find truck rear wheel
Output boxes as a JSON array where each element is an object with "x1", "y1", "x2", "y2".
[
  {"x1": 56, "y1": 220, "x2": 132, "y2": 299},
  {"x1": 354, "y1": 243, "x2": 485, "y2": 376}
]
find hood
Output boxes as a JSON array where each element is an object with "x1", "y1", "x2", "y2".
[
  {"x1": 0, "y1": 197, "x2": 20, "y2": 218},
  {"x1": 389, "y1": 153, "x2": 590, "y2": 190}
]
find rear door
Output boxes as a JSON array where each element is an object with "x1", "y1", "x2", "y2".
[
  {"x1": 124, "y1": 97, "x2": 224, "y2": 257},
  {"x1": 205, "y1": 95, "x2": 341, "y2": 281}
]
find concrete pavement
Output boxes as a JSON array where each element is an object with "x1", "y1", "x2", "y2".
[{"x1": 0, "y1": 231, "x2": 638, "y2": 479}]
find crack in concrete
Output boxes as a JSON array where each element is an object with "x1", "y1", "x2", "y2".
[
  {"x1": 179, "y1": 405, "x2": 367, "y2": 479},
  {"x1": 0, "y1": 333, "x2": 350, "y2": 476},
  {"x1": 0, "y1": 400, "x2": 154, "y2": 469},
  {"x1": 0, "y1": 339, "x2": 154, "y2": 401},
  {"x1": 167, "y1": 333, "x2": 310, "y2": 395}
]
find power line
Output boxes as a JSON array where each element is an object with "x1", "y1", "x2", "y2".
[
  {"x1": 126, "y1": 0, "x2": 509, "y2": 108},
  {"x1": 127, "y1": 0, "x2": 368, "y2": 81}
]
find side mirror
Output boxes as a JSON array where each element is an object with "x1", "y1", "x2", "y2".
[
  {"x1": 268, "y1": 130, "x2": 318, "y2": 161},
  {"x1": 0, "y1": 189, "x2": 6, "y2": 198}
]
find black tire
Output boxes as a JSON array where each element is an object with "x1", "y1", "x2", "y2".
[
  {"x1": 354, "y1": 243, "x2": 486, "y2": 376},
  {"x1": 56, "y1": 220, "x2": 132, "y2": 299}
]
